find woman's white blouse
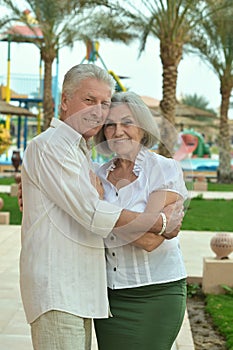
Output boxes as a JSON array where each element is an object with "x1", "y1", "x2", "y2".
[{"x1": 96, "y1": 148, "x2": 189, "y2": 289}]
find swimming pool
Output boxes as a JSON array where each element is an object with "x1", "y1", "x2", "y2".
[{"x1": 180, "y1": 157, "x2": 233, "y2": 171}]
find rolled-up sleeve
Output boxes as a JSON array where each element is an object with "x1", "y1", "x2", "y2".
[{"x1": 91, "y1": 200, "x2": 122, "y2": 237}]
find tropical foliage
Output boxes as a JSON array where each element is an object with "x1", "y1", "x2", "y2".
[
  {"x1": 181, "y1": 93, "x2": 216, "y2": 115},
  {"x1": 0, "y1": 124, "x2": 11, "y2": 155}
]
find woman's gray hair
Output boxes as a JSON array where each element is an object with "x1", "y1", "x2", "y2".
[
  {"x1": 62, "y1": 64, "x2": 116, "y2": 98},
  {"x1": 94, "y1": 91, "x2": 160, "y2": 155}
]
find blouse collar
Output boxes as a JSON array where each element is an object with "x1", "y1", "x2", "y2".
[{"x1": 105, "y1": 146, "x2": 148, "y2": 177}]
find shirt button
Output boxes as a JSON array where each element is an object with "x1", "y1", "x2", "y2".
[
  {"x1": 112, "y1": 252, "x2": 115, "y2": 256},
  {"x1": 113, "y1": 267, "x2": 117, "y2": 271},
  {"x1": 110, "y1": 236, "x2": 115, "y2": 241}
]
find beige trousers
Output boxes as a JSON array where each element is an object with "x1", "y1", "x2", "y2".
[{"x1": 31, "y1": 310, "x2": 92, "y2": 350}]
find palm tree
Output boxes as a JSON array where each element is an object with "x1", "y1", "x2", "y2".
[
  {"x1": 181, "y1": 93, "x2": 216, "y2": 115},
  {"x1": 117, "y1": 0, "x2": 228, "y2": 157},
  {"x1": 1, "y1": 0, "x2": 135, "y2": 130},
  {"x1": 189, "y1": 0, "x2": 233, "y2": 183}
]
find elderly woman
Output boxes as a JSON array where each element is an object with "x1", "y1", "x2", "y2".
[{"x1": 94, "y1": 91, "x2": 188, "y2": 350}]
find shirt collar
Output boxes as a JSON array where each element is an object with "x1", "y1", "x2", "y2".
[{"x1": 50, "y1": 118, "x2": 88, "y2": 150}]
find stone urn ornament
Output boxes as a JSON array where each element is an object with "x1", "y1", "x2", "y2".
[
  {"x1": 210, "y1": 233, "x2": 233, "y2": 259},
  {"x1": 11, "y1": 150, "x2": 21, "y2": 172}
]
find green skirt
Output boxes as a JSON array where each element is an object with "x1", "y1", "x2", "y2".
[{"x1": 94, "y1": 279, "x2": 186, "y2": 350}]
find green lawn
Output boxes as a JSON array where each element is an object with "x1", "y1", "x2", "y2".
[
  {"x1": 0, "y1": 193, "x2": 22, "y2": 225},
  {"x1": 0, "y1": 176, "x2": 16, "y2": 185},
  {"x1": 183, "y1": 197, "x2": 233, "y2": 231},
  {"x1": 186, "y1": 181, "x2": 233, "y2": 192},
  {"x1": 208, "y1": 182, "x2": 233, "y2": 192},
  {"x1": 0, "y1": 176, "x2": 22, "y2": 225}
]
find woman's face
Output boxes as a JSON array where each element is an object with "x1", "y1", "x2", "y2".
[{"x1": 103, "y1": 104, "x2": 144, "y2": 158}]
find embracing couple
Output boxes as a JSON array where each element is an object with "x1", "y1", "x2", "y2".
[{"x1": 20, "y1": 64, "x2": 188, "y2": 350}]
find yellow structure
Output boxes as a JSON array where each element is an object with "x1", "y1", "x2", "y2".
[
  {"x1": 108, "y1": 70, "x2": 127, "y2": 92},
  {"x1": 0, "y1": 85, "x2": 28, "y2": 100}
]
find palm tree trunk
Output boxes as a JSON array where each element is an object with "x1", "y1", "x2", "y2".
[
  {"x1": 41, "y1": 48, "x2": 56, "y2": 130},
  {"x1": 158, "y1": 41, "x2": 182, "y2": 158},
  {"x1": 218, "y1": 80, "x2": 233, "y2": 183}
]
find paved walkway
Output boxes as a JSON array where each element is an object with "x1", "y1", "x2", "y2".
[
  {"x1": 189, "y1": 190, "x2": 233, "y2": 200},
  {"x1": 0, "y1": 185, "x2": 11, "y2": 194}
]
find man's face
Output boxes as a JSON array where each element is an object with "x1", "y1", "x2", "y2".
[{"x1": 61, "y1": 78, "x2": 112, "y2": 140}]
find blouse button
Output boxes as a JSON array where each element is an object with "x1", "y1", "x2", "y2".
[
  {"x1": 113, "y1": 267, "x2": 117, "y2": 271},
  {"x1": 110, "y1": 236, "x2": 115, "y2": 241},
  {"x1": 112, "y1": 252, "x2": 115, "y2": 256}
]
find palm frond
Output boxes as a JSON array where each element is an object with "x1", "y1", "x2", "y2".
[{"x1": 79, "y1": 11, "x2": 137, "y2": 44}]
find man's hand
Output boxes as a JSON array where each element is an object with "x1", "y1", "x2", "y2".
[
  {"x1": 16, "y1": 175, "x2": 23, "y2": 212},
  {"x1": 89, "y1": 170, "x2": 104, "y2": 199}
]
